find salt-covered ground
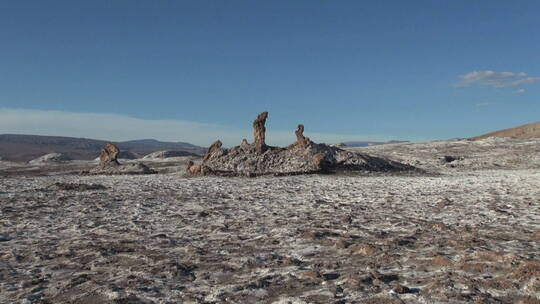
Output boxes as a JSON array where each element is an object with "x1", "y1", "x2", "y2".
[
  {"x1": 1, "y1": 138, "x2": 540, "y2": 303},
  {"x1": 349, "y1": 137, "x2": 540, "y2": 172}
]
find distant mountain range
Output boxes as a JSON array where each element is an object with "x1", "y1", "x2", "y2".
[
  {"x1": 472, "y1": 121, "x2": 540, "y2": 140},
  {"x1": 342, "y1": 140, "x2": 409, "y2": 147},
  {"x1": 0, "y1": 134, "x2": 206, "y2": 162}
]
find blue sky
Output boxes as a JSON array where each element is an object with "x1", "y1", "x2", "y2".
[{"x1": 1, "y1": 1, "x2": 539, "y2": 146}]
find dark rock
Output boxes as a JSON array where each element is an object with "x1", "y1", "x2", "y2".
[
  {"x1": 393, "y1": 284, "x2": 412, "y2": 294},
  {"x1": 322, "y1": 273, "x2": 340, "y2": 280},
  {"x1": 198, "y1": 211, "x2": 210, "y2": 217},
  {"x1": 46, "y1": 183, "x2": 107, "y2": 191},
  {"x1": 0, "y1": 233, "x2": 12, "y2": 242},
  {"x1": 443, "y1": 155, "x2": 464, "y2": 163}
]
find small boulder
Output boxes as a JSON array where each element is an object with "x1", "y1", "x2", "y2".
[{"x1": 442, "y1": 155, "x2": 463, "y2": 163}]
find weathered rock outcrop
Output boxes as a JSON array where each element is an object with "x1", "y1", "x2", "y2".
[
  {"x1": 99, "y1": 143, "x2": 120, "y2": 167},
  {"x1": 187, "y1": 112, "x2": 416, "y2": 176},
  {"x1": 91, "y1": 143, "x2": 155, "y2": 175},
  {"x1": 289, "y1": 124, "x2": 311, "y2": 148}
]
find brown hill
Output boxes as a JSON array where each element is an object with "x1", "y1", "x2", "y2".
[
  {"x1": 472, "y1": 121, "x2": 540, "y2": 140},
  {"x1": 0, "y1": 134, "x2": 205, "y2": 162}
]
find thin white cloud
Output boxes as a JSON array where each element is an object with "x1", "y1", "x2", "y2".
[
  {"x1": 475, "y1": 102, "x2": 494, "y2": 107},
  {"x1": 456, "y1": 70, "x2": 540, "y2": 88},
  {"x1": 0, "y1": 108, "x2": 391, "y2": 147},
  {"x1": 515, "y1": 88, "x2": 526, "y2": 94}
]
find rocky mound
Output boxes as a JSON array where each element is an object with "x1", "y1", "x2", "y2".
[
  {"x1": 89, "y1": 143, "x2": 155, "y2": 175},
  {"x1": 88, "y1": 162, "x2": 155, "y2": 175},
  {"x1": 142, "y1": 150, "x2": 197, "y2": 159},
  {"x1": 28, "y1": 153, "x2": 71, "y2": 165},
  {"x1": 187, "y1": 112, "x2": 416, "y2": 176}
]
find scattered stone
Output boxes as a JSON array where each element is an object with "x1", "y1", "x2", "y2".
[
  {"x1": 509, "y1": 261, "x2": 540, "y2": 282},
  {"x1": 442, "y1": 155, "x2": 464, "y2": 163},
  {"x1": 187, "y1": 112, "x2": 417, "y2": 176},
  {"x1": 299, "y1": 271, "x2": 322, "y2": 281},
  {"x1": 322, "y1": 272, "x2": 340, "y2": 281},
  {"x1": 371, "y1": 272, "x2": 399, "y2": 284},
  {"x1": 430, "y1": 256, "x2": 453, "y2": 267},
  {"x1": 89, "y1": 162, "x2": 155, "y2": 175},
  {"x1": 116, "y1": 163, "x2": 155, "y2": 174},
  {"x1": 393, "y1": 284, "x2": 412, "y2": 294},
  {"x1": 332, "y1": 239, "x2": 352, "y2": 248},
  {"x1": 46, "y1": 182, "x2": 107, "y2": 191},
  {"x1": 349, "y1": 244, "x2": 378, "y2": 256}
]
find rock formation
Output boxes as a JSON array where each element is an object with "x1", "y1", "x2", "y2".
[
  {"x1": 90, "y1": 143, "x2": 155, "y2": 175},
  {"x1": 187, "y1": 112, "x2": 416, "y2": 176},
  {"x1": 204, "y1": 140, "x2": 223, "y2": 162},
  {"x1": 290, "y1": 124, "x2": 311, "y2": 148},
  {"x1": 99, "y1": 143, "x2": 120, "y2": 167},
  {"x1": 253, "y1": 111, "x2": 268, "y2": 153}
]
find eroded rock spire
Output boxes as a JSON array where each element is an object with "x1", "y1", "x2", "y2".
[
  {"x1": 253, "y1": 111, "x2": 268, "y2": 153},
  {"x1": 294, "y1": 124, "x2": 311, "y2": 148}
]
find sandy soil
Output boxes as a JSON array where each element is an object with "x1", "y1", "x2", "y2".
[{"x1": 1, "y1": 139, "x2": 539, "y2": 303}]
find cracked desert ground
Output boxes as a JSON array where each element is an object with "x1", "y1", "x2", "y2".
[{"x1": 1, "y1": 138, "x2": 539, "y2": 304}]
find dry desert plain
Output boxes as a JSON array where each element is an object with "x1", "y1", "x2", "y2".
[{"x1": 1, "y1": 137, "x2": 540, "y2": 303}]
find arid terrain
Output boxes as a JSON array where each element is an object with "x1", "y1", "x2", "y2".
[
  {"x1": 1, "y1": 138, "x2": 539, "y2": 303},
  {"x1": 472, "y1": 121, "x2": 540, "y2": 140}
]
